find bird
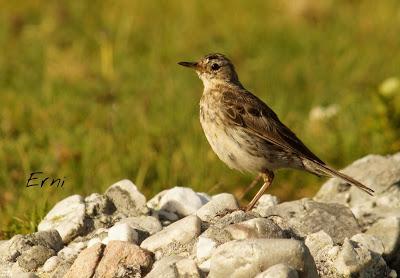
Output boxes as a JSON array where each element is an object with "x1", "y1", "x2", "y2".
[{"x1": 178, "y1": 53, "x2": 374, "y2": 211}]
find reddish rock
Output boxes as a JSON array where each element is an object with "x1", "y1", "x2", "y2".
[
  {"x1": 94, "y1": 240, "x2": 153, "y2": 277},
  {"x1": 64, "y1": 243, "x2": 105, "y2": 278}
]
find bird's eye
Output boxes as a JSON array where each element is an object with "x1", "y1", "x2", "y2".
[{"x1": 211, "y1": 63, "x2": 220, "y2": 71}]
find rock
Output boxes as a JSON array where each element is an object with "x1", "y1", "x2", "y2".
[
  {"x1": 105, "y1": 179, "x2": 148, "y2": 216},
  {"x1": 145, "y1": 256, "x2": 183, "y2": 278},
  {"x1": 85, "y1": 193, "x2": 115, "y2": 217},
  {"x1": 10, "y1": 269, "x2": 38, "y2": 278},
  {"x1": 315, "y1": 154, "x2": 400, "y2": 205},
  {"x1": 305, "y1": 231, "x2": 334, "y2": 258},
  {"x1": 140, "y1": 215, "x2": 201, "y2": 258},
  {"x1": 209, "y1": 239, "x2": 318, "y2": 278},
  {"x1": 263, "y1": 199, "x2": 360, "y2": 244},
  {"x1": 146, "y1": 256, "x2": 200, "y2": 278},
  {"x1": 41, "y1": 256, "x2": 60, "y2": 273},
  {"x1": 196, "y1": 193, "x2": 239, "y2": 222},
  {"x1": 107, "y1": 223, "x2": 138, "y2": 243},
  {"x1": 58, "y1": 241, "x2": 87, "y2": 263},
  {"x1": 175, "y1": 258, "x2": 201, "y2": 277},
  {"x1": 87, "y1": 237, "x2": 102, "y2": 248},
  {"x1": 159, "y1": 187, "x2": 207, "y2": 216},
  {"x1": 351, "y1": 233, "x2": 385, "y2": 255},
  {"x1": 255, "y1": 264, "x2": 299, "y2": 278},
  {"x1": 195, "y1": 236, "x2": 217, "y2": 272},
  {"x1": 64, "y1": 243, "x2": 105, "y2": 278},
  {"x1": 195, "y1": 210, "x2": 259, "y2": 271},
  {"x1": 225, "y1": 218, "x2": 285, "y2": 240},
  {"x1": 366, "y1": 216, "x2": 400, "y2": 270},
  {"x1": 251, "y1": 194, "x2": 280, "y2": 217},
  {"x1": 17, "y1": 245, "x2": 55, "y2": 271},
  {"x1": 0, "y1": 261, "x2": 12, "y2": 277},
  {"x1": 0, "y1": 230, "x2": 63, "y2": 263},
  {"x1": 49, "y1": 260, "x2": 73, "y2": 278},
  {"x1": 38, "y1": 195, "x2": 86, "y2": 243},
  {"x1": 333, "y1": 238, "x2": 391, "y2": 277},
  {"x1": 94, "y1": 240, "x2": 153, "y2": 277},
  {"x1": 119, "y1": 216, "x2": 162, "y2": 235}
]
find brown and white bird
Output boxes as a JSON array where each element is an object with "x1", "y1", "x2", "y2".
[{"x1": 179, "y1": 53, "x2": 374, "y2": 211}]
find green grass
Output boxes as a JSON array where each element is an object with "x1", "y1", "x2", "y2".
[{"x1": 1, "y1": 0, "x2": 400, "y2": 239}]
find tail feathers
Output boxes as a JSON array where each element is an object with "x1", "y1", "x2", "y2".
[{"x1": 306, "y1": 160, "x2": 374, "y2": 196}]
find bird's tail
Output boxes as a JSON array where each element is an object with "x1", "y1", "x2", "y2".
[{"x1": 304, "y1": 160, "x2": 374, "y2": 196}]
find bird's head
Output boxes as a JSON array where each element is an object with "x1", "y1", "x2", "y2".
[{"x1": 179, "y1": 53, "x2": 240, "y2": 87}]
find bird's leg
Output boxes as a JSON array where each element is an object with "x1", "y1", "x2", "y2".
[
  {"x1": 245, "y1": 170, "x2": 274, "y2": 212},
  {"x1": 238, "y1": 173, "x2": 262, "y2": 201}
]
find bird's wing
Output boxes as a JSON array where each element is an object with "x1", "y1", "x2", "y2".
[{"x1": 221, "y1": 89, "x2": 325, "y2": 164}]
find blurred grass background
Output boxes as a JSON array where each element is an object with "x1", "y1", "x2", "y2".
[{"x1": 1, "y1": 0, "x2": 400, "y2": 239}]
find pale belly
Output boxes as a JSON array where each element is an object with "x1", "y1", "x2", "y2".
[{"x1": 200, "y1": 119, "x2": 270, "y2": 173}]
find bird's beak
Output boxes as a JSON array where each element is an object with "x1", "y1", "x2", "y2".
[{"x1": 178, "y1": 61, "x2": 199, "y2": 69}]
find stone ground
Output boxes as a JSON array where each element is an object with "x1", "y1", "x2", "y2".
[{"x1": 0, "y1": 153, "x2": 399, "y2": 278}]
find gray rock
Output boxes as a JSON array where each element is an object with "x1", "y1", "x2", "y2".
[
  {"x1": 333, "y1": 238, "x2": 391, "y2": 277},
  {"x1": 0, "y1": 230, "x2": 63, "y2": 263},
  {"x1": 314, "y1": 153, "x2": 400, "y2": 214},
  {"x1": 141, "y1": 215, "x2": 201, "y2": 259},
  {"x1": 209, "y1": 239, "x2": 318, "y2": 278},
  {"x1": 38, "y1": 195, "x2": 86, "y2": 243},
  {"x1": 263, "y1": 198, "x2": 360, "y2": 244},
  {"x1": 146, "y1": 256, "x2": 201, "y2": 278},
  {"x1": 196, "y1": 193, "x2": 239, "y2": 222},
  {"x1": 225, "y1": 218, "x2": 285, "y2": 240},
  {"x1": 251, "y1": 194, "x2": 280, "y2": 217},
  {"x1": 85, "y1": 193, "x2": 115, "y2": 217},
  {"x1": 351, "y1": 233, "x2": 385, "y2": 255},
  {"x1": 105, "y1": 179, "x2": 148, "y2": 216},
  {"x1": 159, "y1": 187, "x2": 207, "y2": 216},
  {"x1": 255, "y1": 264, "x2": 299, "y2": 278},
  {"x1": 366, "y1": 216, "x2": 400, "y2": 270},
  {"x1": 16, "y1": 245, "x2": 55, "y2": 271},
  {"x1": 119, "y1": 215, "x2": 162, "y2": 236}
]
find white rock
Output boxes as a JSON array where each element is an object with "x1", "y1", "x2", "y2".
[
  {"x1": 209, "y1": 239, "x2": 318, "y2": 278},
  {"x1": 351, "y1": 233, "x2": 385, "y2": 255},
  {"x1": 38, "y1": 195, "x2": 86, "y2": 243},
  {"x1": 107, "y1": 223, "x2": 138, "y2": 243},
  {"x1": 196, "y1": 193, "x2": 238, "y2": 222},
  {"x1": 159, "y1": 187, "x2": 206, "y2": 216},
  {"x1": 196, "y1": 236, "x2": 218, "y2": 272},
  {"x1": 255, "y1": 264, "x2": 299, "y2": 278},
  {"x1": 41, "y1": 256, "x2": 60, "y2": 273},
  {"x1": 140, "y1": 215, "x2": 201, "y2": 255},
  {"x1": 252, "y1": 194, "x2": 279, "y2": 217},
  {"x1": 101, "y1": 237, "x2": 110, "y2": 245},
  {"x1": 87, "y1": 237, "x2": 102, "y2": 248}
]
